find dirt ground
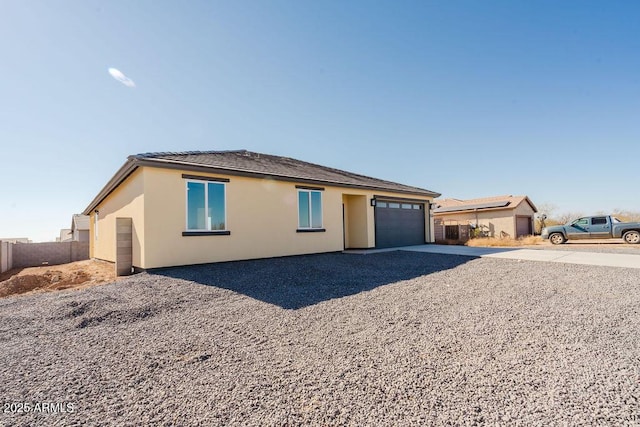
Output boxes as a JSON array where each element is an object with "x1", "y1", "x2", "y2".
[{"x1": 0, "y1": 259, "x2": 117, "y2": 298}]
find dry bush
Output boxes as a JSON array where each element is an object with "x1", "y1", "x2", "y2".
[
  {"x1": 466, "y1": 235, "x2": 542, "y2": 247},
  {"x1": 612, "y1": 210, "x2": 640, "y2": 222},
  {"x1": 557, "y1": 212, "x2": 585, "y2": 224},
  {"x1": 535, "y1": 218, "x2": 563, "y2": 233},
  {"x1": 519, "y1": 235, "x2": 543, "y2": 245}
]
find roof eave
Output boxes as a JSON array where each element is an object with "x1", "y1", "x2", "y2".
[
  {"x1": 82, "y1": 157, "x2": 139, "y2": 215},
  {"x1": 137, "y1": 158, "x2": 441, "y2": 197},
  {"x1": 83, "y1": 156, "x2": 440, "y2": 214},
  {"x1": 434, "y1": 197, "x2": 539, "y2": 215},
  {"x1": 434, "y1": 206, "x2": 514, "y2": 215}
]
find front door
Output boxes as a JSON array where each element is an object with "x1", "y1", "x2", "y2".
[{"x1": 566, "y1": 217, "x2": 590, "y2": 240}]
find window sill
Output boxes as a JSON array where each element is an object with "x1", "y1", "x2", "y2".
[
  {"x1": 182, "y1": 231, "x2": 231, "y2": 236},
  {"x1": 296, "y1": 228, "x2": 326, "y2": 233}
]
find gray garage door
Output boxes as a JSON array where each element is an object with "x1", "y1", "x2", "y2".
[
  {"x1": 516, "y1": 216, "x2": 532, "y2": 237},
  {"x1": 375, "y1": 201, "x2": 425, "y2": 248}
]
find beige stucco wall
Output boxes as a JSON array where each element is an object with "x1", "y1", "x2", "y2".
[
  {"x1": 513, "y1": 201, "x2": 536, "y2": 235},
  {"x1": 89, "y1": 165, "x2": 435, "y2": 269},
  {"x1": 342, "y1": 195, "x2": 369, "y2": 248},
  {"x1": 434, "y1": 201, "x2": 536, "y2": 238},
  {"x1": 435, "y1": 209, "x2": 514, "y2": 238},
  {"x1": 90, "y1": 168, "x2": 145, "y2": 267},
  {"x1": 141, "y1": 167, "x2": 433, "y2": 268},
  {"x1": 513, "y1": 201, "x2": 536, "y2": 218},
  {"x1": 142, "y1": 167, "x2": 338, "y2": 268}
]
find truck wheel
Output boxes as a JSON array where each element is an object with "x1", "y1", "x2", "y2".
[
  {"x1": 623, "y1": 230, "x2": 640, "y2": 244},
  {"x1": 549, "y1": 233, "x2": 566, "y2": 245}
]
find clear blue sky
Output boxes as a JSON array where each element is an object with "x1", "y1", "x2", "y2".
[{"x1": 1, "y1": 1, "x2": 639, "y2": 241}]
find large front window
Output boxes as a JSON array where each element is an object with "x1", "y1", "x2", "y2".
[
  {"x1": 298, "y1": 190, "x2": 322, "y2": 229},
  {"x1": 186, "y1": 181, "x2": 226, "y2": 231}
]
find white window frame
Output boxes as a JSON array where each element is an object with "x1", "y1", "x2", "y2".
[
  {"x1": 185, "y1": 179, "x2": 228, "y2": 232},
  {"x1": 297, "y1": 189, "x2": 323, "y2": 229}
]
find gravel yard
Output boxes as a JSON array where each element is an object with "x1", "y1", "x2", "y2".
[{"x1": 1, "y1": 251, "x2": 639, "y2": 426}]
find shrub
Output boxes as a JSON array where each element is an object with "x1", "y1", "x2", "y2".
[{"x1": 465, "y1": 235, "x2": 542, "y2": 247}]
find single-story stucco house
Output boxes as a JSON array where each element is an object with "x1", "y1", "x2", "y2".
[
  {"x1": 433, "y1": 195, "x2": 537, "y2": 242},
  {"x1": 57, "y1": 229, "x2": 72, "y2": 242},
  {"x1": 83, "y1": 150, "x2": 440, "y2": 273},
  {"x1": 71, "y1": 214, "x2": 90, "y2": 242},
  {"x1": 58, "y1": 215, "x2": 90, "y2": 242}
]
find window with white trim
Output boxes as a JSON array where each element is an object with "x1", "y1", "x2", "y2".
[
  {"x1": 298, "y1": 189, "x2": 323, "y2": 229},
  {"x1": 186, "y1": 180, "x2": 226, "y2": 231}
]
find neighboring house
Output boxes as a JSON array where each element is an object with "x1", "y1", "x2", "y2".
[
  {"x1": 57, "y1": 215, "x2": 89, "y2": 242},
  {"x1": 57, "y1": 229, "x2": 72, "y2": 242},
  {"x1": 433, "y1": 195, "x2": 537, "y2": 242},
  {"x1": 83, "y1": 150, "x2": 440, "y2": 271},
  {"x1": 71, "y1": 214, "x2": 90, "y2": 242},
  {"x1": 0, "y1": 238, "x2": 31, "y2": 244}
]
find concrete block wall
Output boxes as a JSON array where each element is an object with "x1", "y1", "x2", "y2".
[
  {"x1": 9, "y1": 242, "x2": 90, "y2": 270},
  {"x1": 70, "y1": 241, "x2": 90, "y2": 262}
]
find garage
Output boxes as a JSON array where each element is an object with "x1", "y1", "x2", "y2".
[
  {"x1": 434, "y1": 195, "x2": 538, "y2": 242},
  {"x1": 516, "y1": 216, "x2": 533, "y2": 237},
  {"x1": 374, "y1": 200, "x2": 426, "y2": 248}
]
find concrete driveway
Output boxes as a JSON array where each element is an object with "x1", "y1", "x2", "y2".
[{"x1": 399, "y1": 244, "x2": 640, "y2": 269}]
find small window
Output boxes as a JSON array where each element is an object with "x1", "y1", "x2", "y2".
[
  {"x1": 413, "y1": 204, "x2": 422, "y2": 210},
  {"x1": 389, "y1": 203, "x2": 400, "y2": 209},
  {"x1": 298, "y1": 190, "x2": 322, "y2": 229},
  {"x1": 377, "y1": 202, "x2": 387, "y2": 208},
  {"x1": 186, "y1": 180, "x2": 226, "y2": 231},
  {"x1": 591, "y1": 217, "x2": 607, "y2": 225},
  {"x1": 401, "y1": 204, "x2": 412, "y2": 209}
]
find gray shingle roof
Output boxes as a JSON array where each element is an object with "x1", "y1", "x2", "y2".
[
  {"x1": 434, "y1": 201, "x2": 511, "y2": 213},
  {"x1": 84, "y1": 149, "x2": 440, "y2": 215},
  {"x1": 134, "y1": 150, "x2": 439, "y2": 196},
  {"x1": 71, "y1": 214, "x2": 90, "y2": 231},
  {"x1": 434, "y1": 195, "x2": 537, "y2": 214}
]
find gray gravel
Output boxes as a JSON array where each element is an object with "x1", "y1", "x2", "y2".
[{"x1": 1, "y1": 251, "x2": 640, "y2": 426}]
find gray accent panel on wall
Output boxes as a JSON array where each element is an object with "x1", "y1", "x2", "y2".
[
  {"x1": 116, "y1": 218, "x2": 133, "y2": 276},
  {"x1": 0, "y1": 241, "x2": 13, "y2": 273}
]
